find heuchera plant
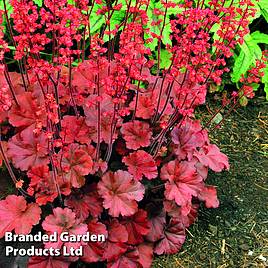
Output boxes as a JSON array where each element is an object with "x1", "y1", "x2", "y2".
[{"x1": 0, "y1": 0, "x2": 266, "y2": 267}]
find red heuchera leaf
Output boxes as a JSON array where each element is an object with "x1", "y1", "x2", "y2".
[
  {"x1": 115, "y1": 139, "x2": 129, "y2": 156},
  {"x1": 129, "y1": 90, "x2": 172, "y2": 120},
  {"x1": 72, "y1": 60, "x2": 111, "y2": 96},
  {"x1": 137, "y1": 243, "x2": 154, "y2": 268},
  {"x1": 90, "y1": 159, "x2": 108, "y2": 175},
  {"x1": 42, "y1": 207, "x2": 88, "y2": 251},
  {"x1": 0, "y1": 72, "x2": 24, "y2": 96},
  {"x1": 123, "y1": 150, "x2": 158, "y2": 181},
  {"x1": 161, "y1": 160, "x2": 203, "y2": 206},
  {"x1": 103, "y1": 219, "x2": 128, "y2": 261},
  {"x1": 164, "y1": 201, "x2": 199, "y2": 228},
  {"x1": 27, "y1": 165, "x2": 71, "y2": 205},
  {"x1": 61, "y1": 143, "x2": 93, "y2": 188},
  {"x1": 0, "y1": 110, "x2": 8, "y2": 124},
  {"x1": 198, "y1": 185, "x2": 220, "y2": 208},
  {"x1": 28, "y1": 256, "x2": 76, "y2": 268},
  {"x1": 172, "y1": 73, "x2": 205, "y2": 108},
  {"x1": 8, "y1": 92, "x2": 46, "y2": 131},
  {"x1": 108, "y1": 219, "x2": 128, "y2": 243},
  {"x1": 107, "y1": 247, "x2": 141, "y2": 268},
  {"x1": 72, "y1": 61, "x2": 96, "y2": 94},
  {"x1": 171, "y1": 119, "x2": 208, "y2": 160},
  {"x1": 84, "y1": 94, "x2": 121, "y2": 143},
  {"x1": 194, "y1": 144, "x2": 229, "y2": 172},
  {"x1": 121, "y1": 209, "x2": 150, "y2": 245},
  {"x1": 64, "y1": 184, "x2": 103, "y2": 220},
  {"x1": 121, "y1": 120, "x2": 152, "y2": 150},
  {"x1": 81, "y1": 219, "x2": 108, "y2": 263},
  {"x1": 129, "y1": 92, "x2": 155, "y2": 119},
  {"x1": 0, "y1": 195, "x2": 41, "y2": 238},
  {"x1": 194, "y1": 159, "x2": 208, "y2": 180},
  {"x1": 146, "y1": 211, "x2": 166, "y2": 242},
  {"x1": 154, "y1": 218, "x2": 186, "y2": 255},
  {"x1": 7, "y1": 128, "x2": 49, "y2": 171},
  {"x1": 60, "y1": 115, "x2": 94, "y2": 144},
  {"x1": 87, "y1": 113, "x2": 120, "y2": 143},
  {"x1": 98, "y1": 170, "x2": 145, "y2": 217}
]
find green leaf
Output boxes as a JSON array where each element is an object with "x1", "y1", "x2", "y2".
[
  {"x1": 250, "y1": 83, "x2": 260, "y2": 91},
  {"x1": 103, "y1": 9, "x2": 126, "y2": 42},
  {"x1": 89, "y1": 4, "x2": 106, "y2": 34},
  {"x1": 231, "y1": 34, "x2": 262, "y2": 83},
  {"x1": 239, "y1": 96, "x2": 248, "y2": 106},
  {"x1": 211, "y1": 113, "x2": 223, "y2": 125},
  {"x1": 262, "y1": 66, "x2": 268, "y2": 100},
  {"x1": 210, "y1": 23, "x2": 220, "y2": 53},
  {"x1": 0, "y1": 1, "x2": 12, "y2": 11},
  {"x1": 251, "y1": 31, "x2": 268, "y2": 44},
  {"x1": 143, "y1": 1, "x2": 172, "y2": 50},
  {"x1": 0, "y1": 1, "x2": 13, "y2": 33},
  {"x1": 258, "y1": 0, "x2": 268, "y2": 22},
  {"x1": 156, "y1": 49, "x2": 172, "y2": 69},
  {"x1": 33, "y1": 0, "x2": 43, "y2": 7},
  {"x1": 264, "y1": 83, "x2": 268, "y2": 100}
]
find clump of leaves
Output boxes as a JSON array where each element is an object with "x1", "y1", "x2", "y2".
[{"x1": 0, "y1": 0, "x2": 266, "y2": 267}]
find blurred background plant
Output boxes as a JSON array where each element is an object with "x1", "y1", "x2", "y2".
[{"x1": 2, "y1": 0, "x2": 268, "y2": 105}]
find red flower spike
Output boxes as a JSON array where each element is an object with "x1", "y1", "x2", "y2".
[
  {"x1": 154, "y1": 218, "x2": 186, "y2": 255},
  {"x1": 161, "y1": 160, "x2": 203, "y2": 206},
  {"x1": 121, "y1": 120, "x2": 152, "y2": 150},
  {"x1": 98, "y1": 170, "x2": 145, "y2": 217},
  {"x1": 123, "y1": 150, "x2": 158, "y2": 181},
  {"x1": 1, "y1": 0, "x2": 255, "y2": 264},
  {"x1": 0, "y1": 195, "x2": 41, "y2": 238}
]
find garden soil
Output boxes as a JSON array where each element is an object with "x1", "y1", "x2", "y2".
[{"x1": 154, "y1": 96, "x2": 268, "y2": 268}]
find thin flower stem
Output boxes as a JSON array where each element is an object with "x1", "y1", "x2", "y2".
[
  {"x1": 96, "y1": 70, "x2": 101, "y2": 161},
  {"x1": 3, "y1": 63, "x2": 20, "y2": 106},
  {"x1": 68, "y1": 57, "x2": 79, "y2": 117},
  {"x1": 3, "y1": 0, "x2": 27, "y2": 91},
  {"x1": 0, "y1": 131, "x2": 30, "y2": 198}
]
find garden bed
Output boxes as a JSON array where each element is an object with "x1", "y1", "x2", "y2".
[
  {"x1": 154, "y1": 97, "x2": 268, "y2": 268},
  {"x1": 0, "y1": 98, "x2": 267, "y2": 268}
]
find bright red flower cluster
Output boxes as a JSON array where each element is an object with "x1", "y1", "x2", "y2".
[{"x1": 0, "y1": 0, "x2": 262, "y2": 267}]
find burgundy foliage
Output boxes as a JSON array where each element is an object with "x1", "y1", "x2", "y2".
[{"x1": 0, "y1": 0, "x2": 264, "y2": 267}]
